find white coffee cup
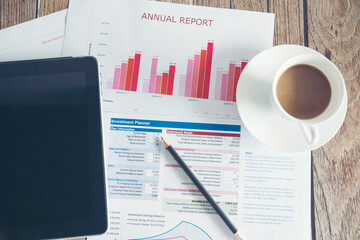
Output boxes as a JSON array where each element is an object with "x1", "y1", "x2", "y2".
[{"x1": 270, "y1": 54, "x2": 346, "y2": 145}]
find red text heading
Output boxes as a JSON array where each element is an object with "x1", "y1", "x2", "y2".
[{"x1": 141, "y1": 13, "x2": 214, "y2": 26}]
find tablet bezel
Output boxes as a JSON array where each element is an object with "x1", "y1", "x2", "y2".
[{"x1": 0, "y1": 56, "x2": 108, "y2": 240}]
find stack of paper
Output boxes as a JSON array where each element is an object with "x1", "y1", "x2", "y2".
[{"x1": 0, "y1": 1, "x2": 311, "y2": 239}]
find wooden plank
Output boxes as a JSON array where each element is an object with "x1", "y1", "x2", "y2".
[
  {"x1": 231, "y1": 0, "x2": 266, "y2": 12},
  {"x1": 0, "y1": 0, "x2": 37, "y2": 29},
  {"x1": 307, "y1": 0, "x2": 360, "y2": 239},
  {"x1": 194, "y1": 0, "x2": 228, "y2": 8},
  {"x1": 268, "y1": 0, "x2": 305, "y2": 45},
  {"x1": 38, "y1": 0, "x2": 69, "y2": 17},
  {"x1": 156, "y1": 0, "x2": 191, "y2": 4},
  {"x1": 158, "y1": 0, "x2": 229, "y2": 8},
  {"x1": 157, "y1": 0, "x2": 230, "y2": 9}
]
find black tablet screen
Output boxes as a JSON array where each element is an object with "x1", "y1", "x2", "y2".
[{"x1": 0, "y1": 72, "x2": 93, "y2": 228}]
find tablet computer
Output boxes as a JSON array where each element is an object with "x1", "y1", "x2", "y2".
[{"x1": 0, "y1": 57, "x2": 108, "y2": 240}]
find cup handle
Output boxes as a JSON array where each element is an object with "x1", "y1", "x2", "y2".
[{"x1": 299, "y1": 124, "x2": 319, "y2": 145}]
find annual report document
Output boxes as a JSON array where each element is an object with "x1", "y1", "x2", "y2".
[
  {"x1": 62, "y1": 0, "x2": 274, "y2": 119},
  {"x1": 0, "y1": 10, "x2": 66, "y2": 61},
  {"x1": 62, "y1": 0, "x2": 311, "y2": 239}
]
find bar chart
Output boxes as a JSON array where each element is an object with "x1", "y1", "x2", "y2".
[
  {"x1": 214, "y1": 60, "x2": 247, "y2": 102},
  {"x1": 142, "y1": 57, "x2": 176, "y2": 95},
  {"x1": 107, "y1": 51, "x2": 141, "y2": 91},
  {"x1": 178, "y1": 41, "x2": 213, "y2": 99},
  {"x1": 93, "y1": 2, "x2": 268, "y2": 107},
  {"x1": 105, "y1": 45, "x2": 247, "y2": 102},
  {"x1": 178, "y1": 41, "x2": 247, "y2": 102}
]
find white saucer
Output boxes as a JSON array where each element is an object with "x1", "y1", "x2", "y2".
[{"x1": 236, "y1": 45, "x2": 347, "y2": 152}]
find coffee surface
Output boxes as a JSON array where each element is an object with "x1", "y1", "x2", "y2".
[{"x1": 276, "y1": 64, "x2": 331, "y2": 119}]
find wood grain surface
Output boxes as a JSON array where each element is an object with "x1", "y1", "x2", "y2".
[
  {"x1": 38, "y1": 0, "x2": 68, "y2": 16},
  {"x1": 268, "y1": 0, "x2": 305, "y2": 45},
  {"x1": 0, "y1": 0, "x2": 37, "y2": 29},
  {"x1": 194, "y1": 0, "x2": 229, "y2": 8},
  {"x1": 231, "y1": 0, "x2": 266, "y2": 12},
  {"x1": 157, "y1": 0, "x2": 190, "y2": 4},
  {"x1": 0, "y1": 0, "x2": 359, "y2": 239}
]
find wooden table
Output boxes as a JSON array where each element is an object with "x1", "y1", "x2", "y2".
[{"x1": 1, "y1": 0, "x2": 359, "y2": 239}]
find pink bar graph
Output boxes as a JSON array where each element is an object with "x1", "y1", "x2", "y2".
[
  {"x1": 124, "y1": 58, "x2": 134, "y2": 91},
  {"x1": 143, "y1": 57, "x2": 176, "y2": 96},
  {"x1": 191, "y1": 54, "x2": 200, "y2": 97},
  {"x1": 155, "y1": 75, "x2": 162, "y2": 94},
  {"x1": 197, "y1": 49, "x2": 207, "y2": 98},
  {"x1": 108, "y1": 52, "x2": 143, "y2": 91},
  {"x1": 203, "y1": 41, "x2": 214, "y2": 99},
  {"x1": 119, "y1": 62, "x2": 128, "y2": 90},
  {"x1": 131, "y1": 53, "x2": 141, "y2": 91},
  {"x1": 241, "y1": 61, "x2": 248, "y2": 70},
  {"x1": 185, "y1": 58, "x2": 194, "y2": 97},
  {"x1": 113, "y1": 67, "x2": 121, "y2": 89},
  {"x1": 143, "y1": 80, "x2": 150, "y2": 93},
  {"x1": 178, "y1": 75, "x2": 187, "y2": 96},
  {"x1": 220, "y1": 73, "x2": 228, "y2": 101},
  {"x1": 180, "y1": 41, "x2": 213, "y2": 99},
  {"x1": 233, "y1": 66, "x2": 241, "y2": 102},
  {"x1": 214, "y1": 68, "x2": 223, "y2": 100},
  {"x1": 149, "y1": 57, "x2": 158, "y2": 93},
  {"x1": 226, "y1": 62, "x2": 235, "y2": 101},
  {"x1": 167, "y1": 64, "x2": 175, "y2": 95},
  {"x1": 212, "y1": 59, "x2": 248, "y2": 102},
  {"x1": 106, "y1": 81, "x2": 113, "y2": 89}
]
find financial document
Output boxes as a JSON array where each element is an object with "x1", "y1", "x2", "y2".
[
  {"x1": 62, "y1": 0, "x2": 311, "y2": 239},
  {"x1": 0, "y1": 10, "x2": 66, "y2": 61},
  {"x1": 95, "y1": 113, "x2": 310, "y2": 240},
  {"x1": 62, "y1": 0, "x2": 274, "y2": 119}
]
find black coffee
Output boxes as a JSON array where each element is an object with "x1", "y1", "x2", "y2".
[{"x1": 276, "y1": 64, "x2": 331, "y2": 119}]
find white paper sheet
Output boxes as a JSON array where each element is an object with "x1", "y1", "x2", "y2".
[
  {"x1": 93, "y1": 113, "x2": 311, "y2": 240},
  {"x1": 62, "y1": 0, "x2": 311, "y2": 239},
  {"x1": 0, "y1": 10, "x2": 66, "y2": 61},
  {"x1": 62, "y1": 0, "x2": 274, "y2": 120}
]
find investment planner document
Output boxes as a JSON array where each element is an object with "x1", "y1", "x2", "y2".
[
  {"x1": 92, "y1": 112, "x2": 311, "y2": 240},
  {"x1": 62, "y1": 0, "x2": 311, "y2": 239}
]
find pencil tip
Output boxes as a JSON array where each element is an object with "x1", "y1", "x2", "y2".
[{"x1": 160, "y1": 136, "x2": 170, "y2": 147}]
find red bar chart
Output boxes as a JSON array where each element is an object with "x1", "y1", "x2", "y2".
[
  {"x1": 214, "y1": 60, "x2": 248, "y2": 102},
  {"x1": 106, "y1": 45, "x2": 246, "y2": 102},
  {"x1": 108, "y1": 51, "x2": 141, "y2": 91},
  {"x1": 178, "y1": 41, "x2": 214, "y2": 99},
  {"x1": 142, "y1": 56, "x2": 176, "y2": 95}
]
